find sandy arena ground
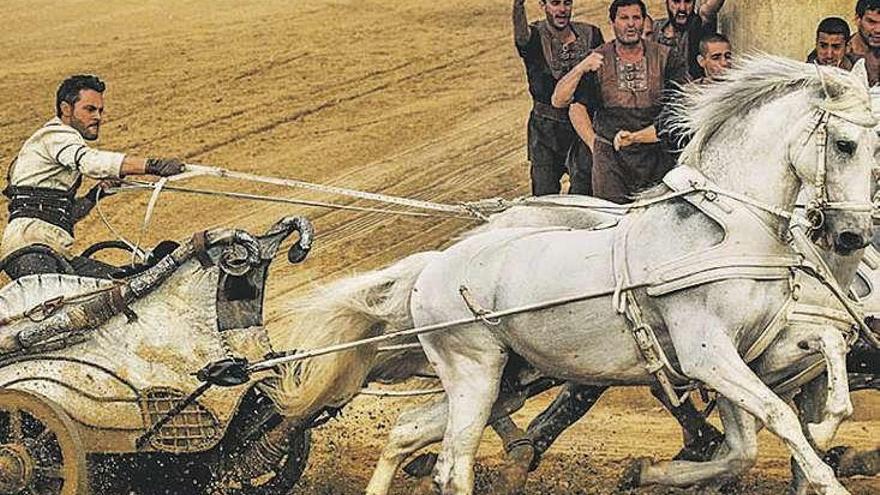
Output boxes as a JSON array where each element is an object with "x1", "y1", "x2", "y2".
[{"x1": 0, "y1": 1, "x2": 877, "y2": 493}]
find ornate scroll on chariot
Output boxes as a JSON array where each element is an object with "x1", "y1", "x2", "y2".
[{"x1": 0, "y1": 215, "x2": 314, "y2": 494}]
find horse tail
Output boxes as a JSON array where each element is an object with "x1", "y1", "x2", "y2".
[{"x1": 264, "y1": 251, "x2": 440, "y2": 419}]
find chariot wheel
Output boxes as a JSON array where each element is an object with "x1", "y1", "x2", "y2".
[
  {"x1": 219, "y1": 424, "x2": 311, "y2": 495},
  {"x1": 0, "y1": 389, "x2": 87, "y2": 495}
]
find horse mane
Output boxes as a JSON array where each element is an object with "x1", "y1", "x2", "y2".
[{"x1": 666, "y1": 54, "x2": 874, "y2": 167}]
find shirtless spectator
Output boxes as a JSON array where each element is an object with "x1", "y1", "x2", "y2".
[{"x1": 850, "y1": 0, "x2": 880, "y2": 85}]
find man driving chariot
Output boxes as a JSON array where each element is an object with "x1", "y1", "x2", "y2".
[{"x1": 1, "y1": 75, "x2": 185, "y2": 279}]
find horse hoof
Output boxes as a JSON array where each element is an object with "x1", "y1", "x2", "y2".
[
  {"x1": 404, "y1": 453, "x2": 438, "y2": 478},
  {"x1": 617, "y1": 457, "x2": 651, "y2": 492},
  {"x1": 489, "y1": 444, "x2": 535, "y2": 495},
  {"x1": 411, "y1": 475, "x2": 438, "y2": 495},
  {"x1": 823, "y1": 445, "x2": 855, "y2": 476}
]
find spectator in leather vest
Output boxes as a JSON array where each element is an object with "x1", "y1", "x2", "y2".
[
  {"x1": 807, "y1": 17, "x2": 857, "y2": 70},
  {"x1": 552, "y1": 0, "x2": 687, "y2": 204},
  {"x1": 651, "y1": 0, "x2": 727, "y2": 80},
  {"x1": 513, "y1": 0, "x2": 604, "y2": 196},
  {"x1": 850, "y1": 0, "x2": 880, "y2": 86},
  {"x1": 1, "y1": 75, "x2": 185, "y2": 279}
]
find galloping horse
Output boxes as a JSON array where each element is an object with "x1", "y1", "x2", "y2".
[{"x1": 264, "y1": 57, "x2": 878, "y2": 494}]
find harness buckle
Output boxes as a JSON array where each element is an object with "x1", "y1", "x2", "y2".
[{"x1": 806, "y1": 207, "x2": 825, "y2": 231}]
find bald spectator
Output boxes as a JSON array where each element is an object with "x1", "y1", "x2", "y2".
[
  {"x1": 657, "y1": 33, "x2": 733, "y2": 158},
  {"x1": 807, "y1": 17, "x2": 856, "y2": 69},
  {"x1": 695, "y1": 32, "x2": 733, "y2": 82},
  {"x1": 850, "y1": 0, "x2": 880, "y2": 85}
]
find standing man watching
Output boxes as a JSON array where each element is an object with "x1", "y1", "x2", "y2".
[
  {"x1": 694, "y1": 32, "x2": 733, "y2": 82},
  {"x1": 850, "y1": 0, "x2": 880, "y2": 85},
  {"x1": 553, "y1": 0, "x2": 687, "y2": 204},
  {"x1": 807, "y1": 17, "x2": 856, "y2": 69},
  {"x1": 1, "y1": 74, "x2": 185, "y2": 279},
  {"x1": 651, "y1": 0, "x2": 727, "y2": 80},
  {"x1": 514, "y1": 0, "x2": 604, "y2": 196},
  {"x1": 657, "y1": 33, "x2": 733, "y2": 160}
]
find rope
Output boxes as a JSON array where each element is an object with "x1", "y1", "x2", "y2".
[
  {"x1": 377, "y1": 343, "x2": 423, "y2": 352},
  {"x1": 247, "y1": 283, "x2": 642, "y2": 373},
  {"x1": 94, "y1": 189, "x2": 149, "y2": 261},
  {"x1": 182, "y1": 163, "x2": 484, "y2": 217},
  {"x1": 112, "y1": 182, "x2": 478, "y2": 220}
]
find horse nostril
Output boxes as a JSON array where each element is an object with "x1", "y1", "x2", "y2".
[{"x1": 835, "y1": 231, "x2": 867, "y2": 252}]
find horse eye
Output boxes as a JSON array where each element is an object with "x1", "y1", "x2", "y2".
[{"x1": 836, "y1": 140, "x2": 857, "y2": 155}]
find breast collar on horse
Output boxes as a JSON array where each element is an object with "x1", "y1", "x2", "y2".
[
  {"x1": 609, "y1": 103, "x2": 876, "y2": 402},
  {"x1": 612, "y1": 166, "x2": 800, "y2": 302}
]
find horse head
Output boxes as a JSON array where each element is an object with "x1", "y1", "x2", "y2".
[
  {"x1": 675, "y1": 56, "x2": 877, "y2": 255},
  {"x1": 790, "y1": 60, "x2": 876, "y2": 255}
]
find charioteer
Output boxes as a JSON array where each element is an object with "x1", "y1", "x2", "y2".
[{"x1": 0, "y1": 75, "x2": 185, "y2": 279}]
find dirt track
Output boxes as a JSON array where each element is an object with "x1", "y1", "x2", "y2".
[{"x1": 0, "y1": 1, "x2": 877, "y2": 493}]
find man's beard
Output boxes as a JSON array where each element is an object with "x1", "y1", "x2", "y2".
[
  {"x1": 617, "y1": 33, "x2": 642, "y2": 46},
  {"x1": 71, "y1": 117, "x2": 98, "y2": 141},
  {"x1": 668, "y1": 8, "x2": 692, "y2": 30}
]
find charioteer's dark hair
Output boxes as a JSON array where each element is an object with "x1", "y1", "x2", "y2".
[
  {"x1": 56, "y1": 75, "x2": 105, "y2": 118},
  {"x1": 857, "y1": 0, "x2": 880, "y2": 17},
  {"x1": 817, "y1": 17, "x2": 851, "y2": 40},
  {"x1": 609, "y1": 0, "x2": 647, "y2": 21}
]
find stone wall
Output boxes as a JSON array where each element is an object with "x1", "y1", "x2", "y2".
[{"x1": 719, "y1": 1, "x2": 855, "y2": 60}]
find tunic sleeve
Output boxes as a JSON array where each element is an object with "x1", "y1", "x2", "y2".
[
  {"x1": 517, "y1": 28, "x2": 542, "y2": 60},
  {"x1": 42, "y1": 128, "x2": 125, "y2": 179},
  {"x1": 573, "y1": 72, "x2": 599, "y2": 117}
]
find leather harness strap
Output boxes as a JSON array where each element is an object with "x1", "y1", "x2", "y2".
[{"x1": 191, "y1": 230, "x2": 214, "y2": 268}]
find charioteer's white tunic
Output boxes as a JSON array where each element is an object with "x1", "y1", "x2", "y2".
[{"x1": 1, "y1": 118, "x2": 124, "y2": 260}]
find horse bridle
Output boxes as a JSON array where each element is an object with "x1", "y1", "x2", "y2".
[{"x1": 794, "y1": 108, "x2": 876, "y2": 231}]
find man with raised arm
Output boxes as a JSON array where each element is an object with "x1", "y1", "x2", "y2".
[
  {"x1": 552, "y1": 0, "x2": 687, "y2": 204},
  {"x1": 651, "y1": 0, "x2": 728, "y2": 80},
  {"x1": 514, "y1": 0, "x2": 604, "y2": 196},
  {"x1": 1, "y1": 74, "x2": 185, "y2": 279}
]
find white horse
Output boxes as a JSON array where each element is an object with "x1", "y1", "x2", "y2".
[
  {"x1": 362, "y1": 201, "x2": 877, "y2": 495},
  {"x1": 263, "y1": 58, "x2": 877, "y2": 494},
  {"x1": 405, "y1": 58, "x2": 876, "y2": 495}
]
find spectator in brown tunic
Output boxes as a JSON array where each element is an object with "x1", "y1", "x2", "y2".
[
  {"x1": 850, "y1": 0, "x2": 880, "y2": 85},
  {"x1": 651, "y1": 0, "x2": 728, "y2": 80},
  {"x1": 807, "y1": 17, "x2": 857, "y2": 69},
  {"x1": 552, "y1": 0, "x2": 687, "y2": 204},
  {"x1": 513, "y1": 0, "x2": 604, "y2": 196}
]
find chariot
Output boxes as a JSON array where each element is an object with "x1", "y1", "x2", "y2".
[{"x1": 0, "y1": 215, "x2": 314, "y2": 494}]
